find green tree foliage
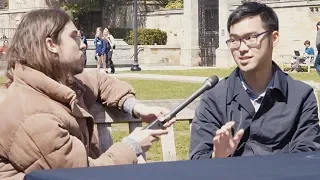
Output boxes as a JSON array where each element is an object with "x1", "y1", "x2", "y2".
[
  {"x1": 60, "y1": 0, "x2": 171, "y2": 17},
  {"x1": 62, "y1": 0, "x2": 103, "y2": 16}
]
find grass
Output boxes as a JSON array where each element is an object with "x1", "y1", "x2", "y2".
[
  {"x1": 111, "y1": 121, "x2": 191, "y2": 161},
  {"x1": 113, "y1": 78, "x2": 198, "y2": 161},
  {"x1": 123, "y1": 68, "x2": 320, "y2": 83},
  {"x1": 1, "y1": 70, "x2": 320, "y2": 162},
  {"x1": 0, "y1": 76, "x2": 6, "y2": 84},
  {"x1": 119, "y1": 78, "x2": 201, "y2": 100},
  {"x1": 112, "y1": 78, "x2": 320, "y2": 162},
  {"x1": 125, "y1": 68, "x2": 234, "y2": 79},
  {"x1": 290, "y1": 71, "x2": 320, "y2": 83}
]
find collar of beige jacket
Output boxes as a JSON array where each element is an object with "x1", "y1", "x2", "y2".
[{"x1": 13, "y1": 63, "x2": 93, "y2": 118}]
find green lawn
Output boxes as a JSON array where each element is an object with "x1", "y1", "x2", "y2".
[
  {"x1": 114, "y1": 79, "x2": 199, "y2": 161},
  {"x1": 1, "y1": 72, "x2": 320, "y2": 162},
  {"x1": 113, "y1": 78, "x2": 320, "y2": 162},
  {"x1": 0, "y1": 76, "x2": 6, "y2": 84},
  {"x1": 126, "y1": 68, "x2": 234, "y2": 79},
  {"x1": 123, "y1": 68, "x2": 320, "y2": 83},
  {"x1": 111, "y1": 121, "x2": 191, "y2": 161},
  {"x1": 120, "y1": 78, "x2": 201, "y2": 100}
]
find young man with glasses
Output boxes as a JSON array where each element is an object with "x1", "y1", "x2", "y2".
[{"x1": 189, "y1": 2, "x2": 320, "y2": 159}]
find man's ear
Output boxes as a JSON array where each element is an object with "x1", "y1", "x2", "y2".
[
  {"x1": 45, "y1": 37, "x2": 59, "y2": 54},
  {"x1": 271, "y1": 31, "x2": 279, "y2": 47}
]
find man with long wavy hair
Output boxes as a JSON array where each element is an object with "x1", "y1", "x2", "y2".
[{"x1": 0, "y1": 8, "x2": 174, "y2": 179}]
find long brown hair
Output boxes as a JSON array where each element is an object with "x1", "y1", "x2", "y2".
[{"x1": 5, "y1": 8, "x2": 71, "y2": 87}]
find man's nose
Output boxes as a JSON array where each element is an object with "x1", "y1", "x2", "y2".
[
  {"x1": 80, "y1": 41, "x2": 86, "y2": 50},
  {"x1": 238, "y1": 40, "x2": 249, "y2": 51}
]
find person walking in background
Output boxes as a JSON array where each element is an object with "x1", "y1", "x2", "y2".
[
  {"x1": 103, "y1": 28, "x2": 115, "y2": 74},
  {"x1": 94, "y1": 27, "x2": 107, "y2": 73},
  {"x1": 77, "y1": 30, "x2": 88, "y2": 66},
  {"x1": 315, "y1": 21, "x2": 320, "y2": 75}
]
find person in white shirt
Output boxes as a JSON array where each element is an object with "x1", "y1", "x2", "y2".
[{"x1": 103, "y1": 28, "x2": 115, "y2": 74}]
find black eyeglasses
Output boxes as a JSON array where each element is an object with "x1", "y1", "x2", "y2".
[{"x1": 226, "y1": 31, "x2": 270, "y2": 49}]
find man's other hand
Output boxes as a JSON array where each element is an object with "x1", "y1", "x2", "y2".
[{"x1": 212, "y1": 121, "x2": 244, "y2": 158}]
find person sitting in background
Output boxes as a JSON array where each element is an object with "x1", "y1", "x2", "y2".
[
  {"x1": 304, "y1": 40, "x2": 315, "y2": 56},
  {"x1": 291, "y1": 40, "x2": 315, "y2": 72},
  {"x1": 0, "y1": 8, "x2": 175, "y2": 180}
]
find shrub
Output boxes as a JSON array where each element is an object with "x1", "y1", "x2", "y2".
[
  {"x1": 124, "y1": 28, "x2": 167, "y2": 45},
  {"x1": 283, "y1": 65, "x2": 308, "y2": 72},
  {"x1": 165, "y1": 0, "x2": 183, "y2": 9}
]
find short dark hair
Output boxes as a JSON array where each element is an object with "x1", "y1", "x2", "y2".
[
  {"x1": 304, "y1": 40, "x2": 310, "y2": 46},
  {"x1": 227, "y1": 2, "x2": 279, "y2": 33}
]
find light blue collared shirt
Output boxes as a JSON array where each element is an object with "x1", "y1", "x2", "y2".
[{"x1": 239, "y1": 69, "x2": 275, "y2": 112}]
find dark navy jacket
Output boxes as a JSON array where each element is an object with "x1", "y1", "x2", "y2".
[{"x1": 189, "y1": 63, "x2": 320, "y2": 159}]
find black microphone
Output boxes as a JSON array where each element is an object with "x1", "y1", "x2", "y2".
[{"x1": 143, "y1": 75, "x2": 219, "y2": 130}]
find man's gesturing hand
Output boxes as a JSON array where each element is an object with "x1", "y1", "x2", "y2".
[{"x1": 212, "y1": 121, "x2": 244, "y2": 158}]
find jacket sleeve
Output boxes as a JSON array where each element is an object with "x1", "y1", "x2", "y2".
[
  {"x1": 189, "y1": 91, "x2": 224, "y2": 160},
  {"x1": 88, "y1": 142, "x2": 138, "y2": 166},
  {"x1": 316, "y1": 30, "x2": 320, "y2": 51},
  {"x1": 288, "y1": 89, "x2": 320, "y2": 152},
  {"x1": 75, "y1": 71, "x2": 136, "y2": 110},
  {"x1": 6, "y1": 114, "x2": 137, "y2": 175},
  {"x1": 110, "y1": 35, "x2": 115, "y2": 47},
  {"x1": 0, "y1": 158, "x2": 25, "y2": 180},
  {"x1": 84, "y1": 37, "x2": 88, "y2": 48},
  {"x1": 83, "y1": 37, "x2": 88, "y2": 51},
  {"x1": 102, "y1": 40, "x2": 106, "y2": 54},
  {"x1": 93, "y1": 36, "x2": 97, "y2": 46}
]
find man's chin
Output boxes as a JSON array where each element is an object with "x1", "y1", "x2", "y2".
[
  {"x1": 238, "y1": 64, "x2": 256, "y2": 73},
  {"x1": 72, "y1": 66, "x2": 84, "y2": 75}
]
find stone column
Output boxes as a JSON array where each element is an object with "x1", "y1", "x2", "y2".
[
  {"x1": 215, "y1": 0, "x2": 238, "y2": 68},
  {"x1": 180, "y1": 0, "x2": 200, "y2": 66}
]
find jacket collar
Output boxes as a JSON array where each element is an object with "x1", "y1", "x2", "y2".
[
  {"x1": 226, "y1": 61, "x2": 288, "y2": 105},
  {"x1": 13, "y1": 63, "x2": 93, "y2": 119}
]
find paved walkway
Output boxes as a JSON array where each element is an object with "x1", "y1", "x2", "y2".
[
  {"x1": 110, "y1": 73, "x2": 210, "y2": 83},
  {"x1": 84, "y1": 65, "x2": 217, "y2": 72}
]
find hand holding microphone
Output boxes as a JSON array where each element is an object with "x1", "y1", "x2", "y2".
[
  {"x1": 143, "y1": 75, "x2": 219, "y2": 130},
  {"x1": 133, "y1": 104, "x2": 176, "y2": 128},
  {"x1": 123, "y1": 75, "x2": 219, "y2": 156}
]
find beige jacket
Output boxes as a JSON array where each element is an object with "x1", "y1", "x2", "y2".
[{"x1": 0, "y1": 64, "x2": 138, "y2": 180}]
